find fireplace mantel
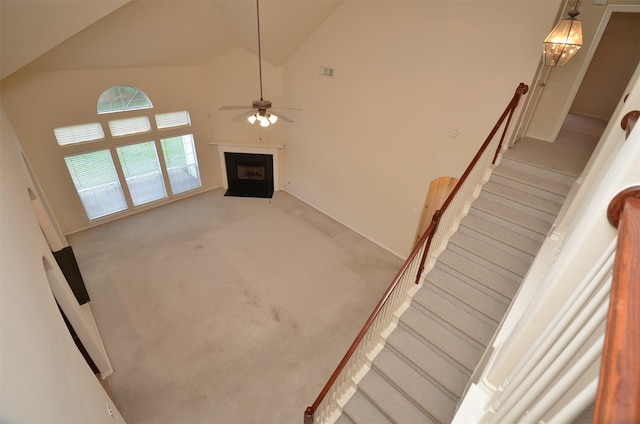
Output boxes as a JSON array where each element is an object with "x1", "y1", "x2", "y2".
[{"x1": 209, "y1": 142, "x2": 284, "y2": 191}]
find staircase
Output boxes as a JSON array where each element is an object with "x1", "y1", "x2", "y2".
[{"x1": 336, "y1": 152, "x2": 576, "y2": 423}]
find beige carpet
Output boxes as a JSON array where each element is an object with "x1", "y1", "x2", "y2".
[
  {"x1": 510, "y1": 114, "x2": 606, "y2": 177},
  {"x1": 69, "y1": 189, "x2": 403, "y2": 424}
]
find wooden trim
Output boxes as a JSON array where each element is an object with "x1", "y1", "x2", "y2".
[
  {"x1": 620, "y1": 110, "x2": 639, "y2": 139},
  {"x1": 595, "y1": 189, "x2": 640, "y2": 423},
  {"x1": 607, "y1": 186, "x2": 640, "y2": 228},
  {"x1": 415, "y1": 177, "x2": 457, "y2": 246}
]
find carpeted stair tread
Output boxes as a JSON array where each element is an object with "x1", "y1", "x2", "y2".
[
  {"x1": 456, "y1": 224, "x2": 535, "y2": 265},
  {"x1": 490, "y1": 169, "x2": 568, "y2": 204},
  {"x1": 440, "y1": 244, "x2": 523, "y2": 289},
  {"x1": 482, "y1": 180, "x2": 563, "y2": 216},
  {"x1": 334, "y1": 144, "x2": 576, "y2": 424},
  {"x1": 414, "y1": 282, "x2": 499, "y2": 328},
  {"x1": 428, "y1": 263, "x2": 510, "y2": 321},
  {"x1": 341, "y1": 390, "x2": 392, "y2": 424},
  {"x1": 386, "y1": 326, "x2": 470, "y2": 397},
  {"x1": 471, "y1": 197, "x2": 552, "y2": 236},
  {"x1": 436, "y1": 251, "x2": 517, "y2": 301},
  {"x1": 359, "y1": 369, "x2": 436, "y2": 424},
  {"x1": 448, "y1": 232, "x2": 531, "y2": 278},
  {"x1": 480, "y1": 188, "x2": 558, "y2": 224},
  {"x1": 499, "y1": 156, "x2": 576, "y2": 186},
  {"x1": 412, "y1": 284, "x2": 497, "y2": 346},
  {"x1": 469, "y1": 206, "x2": 546, "y2": 243},
  {"x1": 372, "y1": 347, "x2": 456, "y2": 423},
  {"x1": 335, "y1": 413, "x2": 355, "y2": 424},
  {"x1": 399, "y1": 307, "x2": 483, "y2": 371},
  {"x1": 491, "y1": 165, "x2": 572, "y2": 197},
  {"x1": 460, "y1": 214, "x2": 542, "y2": 257}
]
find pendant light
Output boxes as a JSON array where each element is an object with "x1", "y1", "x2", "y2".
[{"x1": 543, "y1": 1, "x2": 583, "y2": 67}]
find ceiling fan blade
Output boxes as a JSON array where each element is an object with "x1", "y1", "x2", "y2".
[
  {"x1": 220, "y1": 105, "x2": 252, "y2": 111},
  {"x1": 273, "y1": 112, "x2": 295, "y2": 123},
  {"x1": 272, "y1": 107, "x2": 302, "y2": 111},
  {"x1": 232, "y1": 110, "x2": 259, "y2": 123}
]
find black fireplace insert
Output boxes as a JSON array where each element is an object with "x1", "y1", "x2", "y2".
[{"x1": 224, "y1": 152, "x2": 274, "y2": 198}]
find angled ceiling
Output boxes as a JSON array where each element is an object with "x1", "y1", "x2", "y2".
[{"x1": 0, "y1": 0, "x2": 342, "y2": 81}]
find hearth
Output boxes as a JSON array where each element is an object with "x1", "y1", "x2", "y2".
[{"x1": 224, "y1": 152, "x2": 274, "y2": 198}]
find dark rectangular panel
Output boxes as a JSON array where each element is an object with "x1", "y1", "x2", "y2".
[{"x1": 53, "y1": 246, "x2": 90, "y2": 305}]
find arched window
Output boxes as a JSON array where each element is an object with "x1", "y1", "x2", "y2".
[
  {"x1": 97, "y1": 85, "x2": 153, "y2": 114},
  {"x1": 53, "y1": 85, "x2": 201, "y2": 222}
]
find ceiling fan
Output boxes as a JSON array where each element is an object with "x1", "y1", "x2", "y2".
[{"x1": 219, "y1": 0, "x2": 299, "y2": 127}]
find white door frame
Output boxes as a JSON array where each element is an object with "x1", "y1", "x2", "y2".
[
  {"x1": 550, "y1": 4, "x2": 640, "y2": 141},
  {"x1": 516, "y1": 4, "x2": 640, "y2": 144}
]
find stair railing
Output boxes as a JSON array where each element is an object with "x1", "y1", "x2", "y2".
[
  {"x1": 414, "y1": 82, "x2": 529, "y2": 285},
  {"x1": 304, "y1": 82, "x2": 529, "y2": 424},
  {"x1": 594, "y1": 111, "x2": 640, "y2": 423},
  {"x1": 461, "y1": 110, "x2": 640, "y2": 424}
]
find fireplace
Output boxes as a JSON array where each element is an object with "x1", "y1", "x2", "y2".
[{"x1": 224, "y1": 152, "x2": 274, "y2": 198}]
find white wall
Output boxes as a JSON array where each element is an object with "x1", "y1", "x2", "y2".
[
  {"x1": 570, "y1": 12, "x2": 640, "y2": 120},
  {"x1": 0, "y1": 104, "x2": 125, "y2": 423},
  {"x1": 283, "y1": 0, "x2": 561, "y2": 257}
]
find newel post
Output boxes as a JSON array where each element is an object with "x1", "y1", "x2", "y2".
[
  {"x1": 620, "y1": 110, "x2": 639, "y2": 139},
  {"x1": 414, "y1": 210, "x2": 441, "y2": 284},
  {"x1": 492, "y1": 83, "x2": 529, "y2": 164},
  {"x1": 595, "y1": 186, "x2": 640, "y2": 424},
  {"x1": 304, "y1": 408, "x2": 314, "y2": 424}
]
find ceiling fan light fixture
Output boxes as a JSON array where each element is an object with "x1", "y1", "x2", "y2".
[{"x1": 219, "y1": 0, "x2": 298, "y2": 126}]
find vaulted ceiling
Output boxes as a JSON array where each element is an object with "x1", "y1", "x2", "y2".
[{"x1": 0, "y1": 0, "x2": 342, "y2": 81}]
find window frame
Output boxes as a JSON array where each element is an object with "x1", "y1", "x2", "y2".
[
  {"x1": 63, "y1": 147, "x2": 129, "y2": 220},
  {"x1": 55, "y1": 84, "x2": 201, "y2": 222}
]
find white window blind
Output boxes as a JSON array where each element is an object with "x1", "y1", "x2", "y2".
[
  {"x1": 160, "y1": 134, "x2": 201, "y2": 194},
  {"x1": 59, "y1": 86, "x2": 202, "y2": 220},
  {"x1": 64, "y1": 150, "x2": 127, "y2": 220},
  {"x1": 116, "y1": 141, "x2": 167, "y2": 206},
  {"x1": 108, "y1": 116, "x2": 151, "y2": 137},
  {"x1": 54, "y1": 123, "x2": 105, "y2": 146},
  {"x1": 155, "y1": 111, "x2": 191, "y2": 130}
]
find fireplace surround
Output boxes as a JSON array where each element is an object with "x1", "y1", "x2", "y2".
[
  {"x1": 224, "y1": 152, "x2": 273, "y2": 198},
  {"x1": 211, "y1": 143, "x2": 283, "y2": 198}
]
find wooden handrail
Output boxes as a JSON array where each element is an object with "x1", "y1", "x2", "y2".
[
  {"x1": 593, "y1": 113, "x2": 640, "y2": 423},
  {"x1": 595, "y1": 186, "x2": 640, "y2": 424},
  {"x1": 413, "y1": 210, "x2": 441, "y2": 284},
  {"x1": 304, "y1": 82, "x2": 528, "y2": 423},
  {"x1": 415, "y1": 82, "x2": 528, "y2": 283},
  {"x1": 444, "y1": 83, "x2": 529, "y2": 213},
  {"x1": 304, "y1": 219, "x2": 436, "y2": 424},
  {"x1": 620, "y1": 110, "x2": 639, "y2": 139}
]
